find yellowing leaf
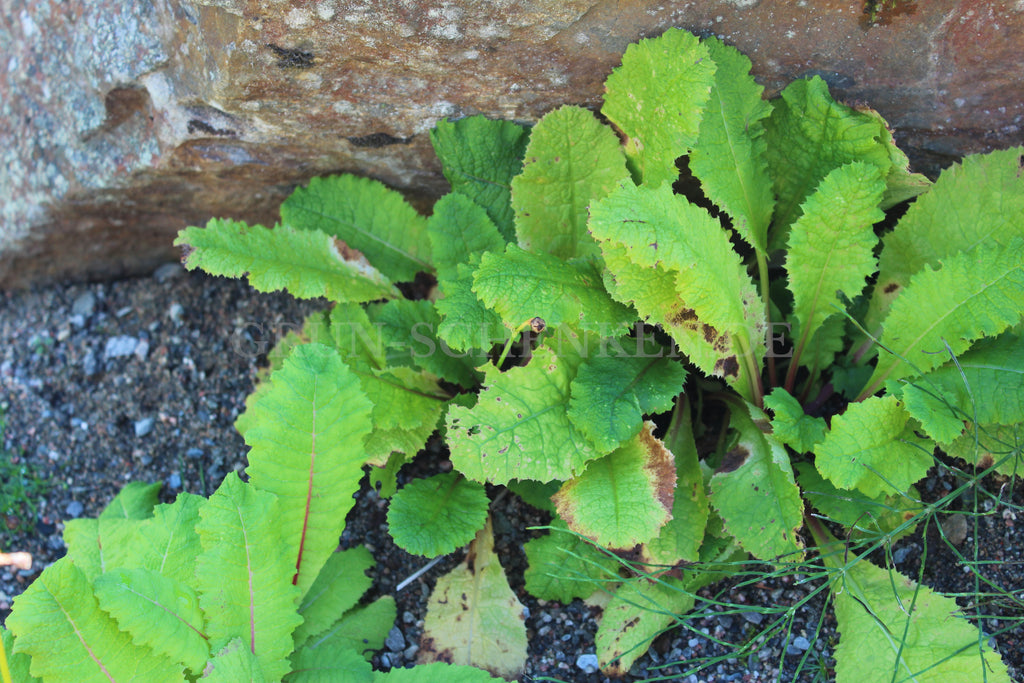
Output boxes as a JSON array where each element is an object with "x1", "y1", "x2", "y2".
[
  {"x1": 553, "y1": 423, "x2": 675, "y2": 550},
  {"x1": 812, "y1": 526, "x2": 1012, "y2": 683},
  {"x1": 418, "y1": 517, "x2": 527, "y2": 681},
  {"x1": 641, "y1": 406, "x2": 709, "y2": 567},
  {"x1": 596, "y1": 578, "x2": 694, "y2": 676},
  {"x1": 512, "y1": 105, "x2": 630, "y2": 259},
  {"x1": 602, "y1": 28, "x2": 715, "y2": 187}
]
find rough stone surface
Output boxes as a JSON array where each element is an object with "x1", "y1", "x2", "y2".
[{"x1": 3, "y1": 0, "x2": 1024, "y2": 287}]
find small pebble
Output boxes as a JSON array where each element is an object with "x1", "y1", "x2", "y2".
[
  {"x1": 942, "y1": 513, "x2": 968, "y2": 546},
  {"x1": 71, "y1": 291, "x2": 96, "y2": 317},
  {"x1": 65, "y1": 501, "x2": 84, "y2": 518},
  {"x1": 741, "y1": 611, "x2": 764, "y2": 625},
  {"x1": 384, "y1": 626, "x2": 405, "y2": 652},
  {"x1": 893, "y1": 546, "x2": 912, "y2": 564},
  {"x1": 576, "y1": 653, "x2": 599, "y2": 674},
  {"x1": 105, "y1": 336, "x2": 138, "y2": 360},
  {"x1": 792, "y1": 636, "x2": 811, "y2": 651},
  {"x1": 134, "y1": 417, "x2": 155, "y2": 438},
  {"x1": 167, "y1": 473, "x2": 182, "y2": 489},
  {"x1": 153, "y1": 263, "x2": 185, "y2": 283},
  {"x1": 167, "y1": 303, "x2": 184, "y2": 324},
  {"x1": 186, "y1": 447, "x2": 205, "y2": 459}
]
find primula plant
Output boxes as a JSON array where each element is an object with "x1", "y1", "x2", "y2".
[{"x1": 4, "y1": 28, "x2": 1022, "y2": 682}]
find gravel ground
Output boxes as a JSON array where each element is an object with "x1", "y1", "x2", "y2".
[{"x1": 1, "y1": 266, "x2": 1022, "y2": 682}]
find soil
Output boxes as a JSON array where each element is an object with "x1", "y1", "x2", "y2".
[{"x1": 1, "y1": 266, "x2": 1022, "y2": 682}]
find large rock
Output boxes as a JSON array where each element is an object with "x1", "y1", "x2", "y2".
[{"x1": 3, "y1": 0, "x2": 1023, "y2": 288}]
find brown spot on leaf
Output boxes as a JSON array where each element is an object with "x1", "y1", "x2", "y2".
[
  {"x1": 977, "y1": 453, "x2": 995, "y2": 469},
  {"x1": 331, "y1": 237, "x2": 372, "y2": 266},
  {"x1": 717, "y1": 446, "x2": 750, "y2": 474},
  {"x1": 714, "y1": 356, "x2": 740, "y2": 378},
  {"x1": 669, "y1": 307, "x2": 699, "y2": 325},
  {"x1": 883, "y1": 282, "x2": 900, "y2": 294},
  {"x1": 639, "y1": 422, "x2": 677, "y2": 518},
  {"x1": 754, "y1": 418, "x2": 772, "y2": 434}
]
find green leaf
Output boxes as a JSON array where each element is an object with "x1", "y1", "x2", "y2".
[
  {"x1": 818, "y1": 538, "x2": 1012, "y2": 682},
  {"x1": 764, "y1": 77, "x2": 894, "y2": 236},
  {"x1": 796, "y1": 463, "x2": 921, "y2": 542},
  {"x1": 447, "y1": 342, "x2": 600, "y2": 484},
  {"x1": 690, "y1": 37, "x2": 774, "y2": 254},
  {"x1": 553, "y1": 423, "x2": 675, "y2": 550},
  {"x1": 601, "y1": 28, "x2": 715, "y2": 187},
  {"x1": 299, "y1": 596, "x2": 395, "y2": 661},
  {"x1": 368, "y1": 298, "x2": 481, "y2": 387},
  {"x1": 293, "y1": 546, "x2": 375, "y2": 646},
  {"x1": 99, "y1": 481, "x2": 162, "y2": 520},
  {"x1": 523, "y1": 520, "x2": 621, "y2": 603},
  {"x1": 568, "y1": 334, "x2": 686, "y2": 453},
  {"x1": 323, "y1": 305, "x2": 450, "y2": 464},
  {"x1": 869, "y1": 147, "x2": 1024, "y2": 329},
  {"x1": 376, "y1": 663, "x2": 504, "y2": 682},
  {"x1": 861, "y1": 239, "x2": 1024, "y2": 397},
  {"x1": 427, "y1": 192, "x2": 506, "y2": 283},
  {"x1": 288, "y1": 646, "x2": 373, "y2": 683},
  {"x1": 641, "y1": 406, "x2": 709, "y2": 567},
  {"x1": 764, "y1": 388, "x2": 827, "y2": 453},
  {"x1": 93, "y1": 567, "x2": 208, "y2": 673},
  {"x1": 944, "y1": 423, "x2": 1024, "y2": 478},
  {"x1": 418, "y1": 518, "x2": 527, "y2": 680},
  {"x1": 241, "y1": 343, "x2": 374, "y2": 597},
  {"x1": 435, "y1": 262, "x2": 508, "y2": 353},
  {"x1": 589, "y1": 182, "x2": 765, "y2": 400},
  {"x1": 708, "y1": 401, "x2": 805, "y2": 561},
  {"x1": 2, "y1": 627, "x2": 40, "y2": 683},
  {"x1": 473, "y1": 244, "x2": 635, "y2": 333},
  {"x1": 281, "y1": 174, "x2": 432, "y2": 282},
  {"x1": 62, "y1": 518, "x2": 147, "y2": 582},
  {"x1": 176, "y1": 219, "x2": 400, "y2": 303},
  {"x1": 813, "y1": 395, "x2": 933, "y2": 498},
  {"x1": 7, "y1": 557, "x2": 182, "y2": 682},
  {"x1": 891, "y1": 380, "x2": 970, "y2": 445},
  {"x1": 201, "y1": 638, "x2": 265, "y2": 682},
  {"x1": 195, "y1": 474, "x2": 301, "y2": 681},
  {"x1": 138, "y1": 493, "x2": 204, "y2": 585},
  {"x1": 430, "y1": 116, "x2": 530, "y2": 241},
  {"x1": 388, "y1": 473, "x2": 489, "y2": 556},
  {"x1": 596, "y1": 577, "x2": 694, "y2": 676},
  {"x1": 507, "y1": 479, "x2": 559, "y2": 514},
  {"x1": 786, "y1": 162, "x2": 884, "y2": 353},
  {"x1": 511, "y1": 105, "x2": 630, "y2": 259}
]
